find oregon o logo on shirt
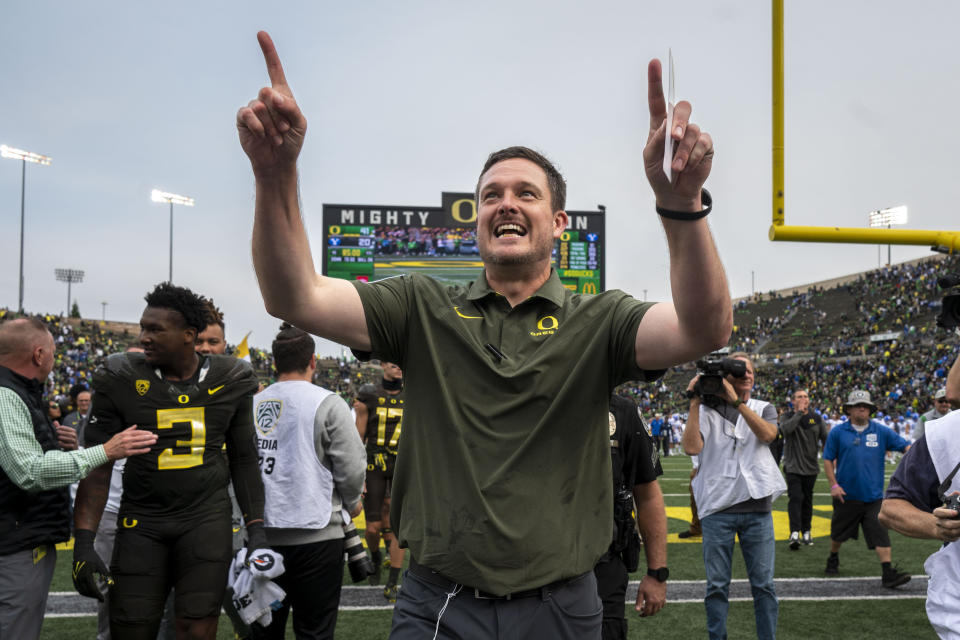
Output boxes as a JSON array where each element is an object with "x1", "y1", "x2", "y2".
[
  {"x1": 530, "y1": 315, "x2": 559, "y2": 338},
  {"x1": 538, "y1": 316, "x2": 558, "y2": 331},
  {"x1": 177, "y1": 394, "x2": 190, "y2": 404}
]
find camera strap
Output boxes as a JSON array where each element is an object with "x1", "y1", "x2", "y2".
[{"x1": 938, "y1": 460, "x2": 960, "y2": 502}]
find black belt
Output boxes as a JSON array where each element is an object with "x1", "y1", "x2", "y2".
[{"x1": 408, "y1": 558, "x2": 584, "y2": 601}]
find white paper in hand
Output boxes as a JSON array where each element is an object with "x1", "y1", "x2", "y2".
[{"x1": 662, "y1": 48, "x2": 675, "y2": 182}]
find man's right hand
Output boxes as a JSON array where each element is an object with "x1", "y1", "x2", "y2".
[
  {"x1": 237, "y1": 31, "x2": 308, "y2": 178},
  {"x1": 933, "y1": 496, "x2": 960, "y2": 542},
  {"x1": 72, "y1": 529, "x2": 111, "y2": 602},
  {"x1": 103, "y1": 425, "x2": 157, "y2": 461},
  {"x1": 349, "y1": 500, "x2": 363, "y2": 518}
]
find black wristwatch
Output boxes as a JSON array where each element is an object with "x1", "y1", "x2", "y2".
[{"x1": 647, "y1": 567, "x2": 669, "y2": 582}]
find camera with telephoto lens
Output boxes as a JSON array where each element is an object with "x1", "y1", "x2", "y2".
[
  {"x1": 935, "y1": 272, "x2": 960, "y2": 331},
  {"x1": 342, "y1": 520, "x2": 374, "y2": 582}
]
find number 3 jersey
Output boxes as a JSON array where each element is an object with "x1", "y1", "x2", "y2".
[{"x1": 85, "y1": 352, "x2": 263, "y2": 518}]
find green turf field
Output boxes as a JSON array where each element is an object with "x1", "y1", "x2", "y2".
[
  {"x1": 41, "y1": 454, "x2": 943, "y2": 638},
  {"x1": 371, "y1": 255, "x2": 484, "y2": 286}
]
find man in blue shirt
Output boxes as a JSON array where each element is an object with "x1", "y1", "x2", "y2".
[
  {"x1": 649, "y1": 414, "x2": 668, "y2": 457},
  {"x1": 823, "y1": 389, "x2": 911, "y2": 588}
]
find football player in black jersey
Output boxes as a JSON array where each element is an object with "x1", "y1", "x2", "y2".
[
  {"x1": 354, "y1": 360, "x2": 405, "y2": 601},
  {"x1": 72, "y1": 283, "x2": 266, "y2": 639}
]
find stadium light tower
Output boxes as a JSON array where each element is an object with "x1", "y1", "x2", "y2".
[
  {"x1": 55, "y1": 268, "x2": 84, "y2": 316},
  {"x1": 868, "y1": 206, "x2": 908, "y2": 267},
  {"x1": 2, "y1": 145, "x2": 52, "y2": 312},
  {"x1": 151, "y1": 189, "x2": 195, "y2": 283}
]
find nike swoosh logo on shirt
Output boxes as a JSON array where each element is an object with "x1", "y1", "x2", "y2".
[{"x1": 208, "y1": 385, "x2": 225, "y2": 395}]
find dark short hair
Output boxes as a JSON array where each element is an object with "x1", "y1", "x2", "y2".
[
  {"x1": 143, "y1": 283, "x2": 209, "y2": 333},
  {"x1": 69, "y1": 382, "x2": 90, "y2": 402},
  {"x1": 203, "y1": 300, "x2": 224, "y2": 330},
  {"x1": 476, "y1": 146, "x2": 566, "y2": 212},
  {"x1": 272, "y1": 323, "x2": 315, "y2": 374}
]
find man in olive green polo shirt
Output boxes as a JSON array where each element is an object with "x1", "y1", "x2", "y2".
[{"x1": 239, "y1": 31, "x2": 732, "y2": 639}]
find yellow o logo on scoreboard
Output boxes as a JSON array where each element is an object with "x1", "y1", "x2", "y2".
[
  {"x1": 537, "y1": 316, "x2": 559, "y2": 331},
  {"x1": 451, "y1": 199, "x2": 477, "y2": 223},
  {"x1": 329, "y1": 225, "x2": 341, "y2": 235},
  {"x1": 560, "y1": 232, "x2": 571, "y2": 241}
]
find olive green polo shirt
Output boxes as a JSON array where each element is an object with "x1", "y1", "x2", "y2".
[{"x1": 353, "y1": 269, "x2": 658, "y2": 595}]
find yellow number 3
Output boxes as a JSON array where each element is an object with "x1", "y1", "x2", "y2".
[{"x1": 156, "y1": 407, "x2": 206, "y2": 470}]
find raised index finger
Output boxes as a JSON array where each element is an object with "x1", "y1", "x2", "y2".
[
  {"x1": 258, "y1": 31, "x2": 288, "y2": 89},
  {"x1": 647, "y1": 58, "x2": 666, "y2": 133}
]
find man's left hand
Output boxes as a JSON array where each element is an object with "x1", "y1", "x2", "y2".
[
  {"x1": 720, "y1": 379, "x2": 739, "y2": 406},
  {"x1": 56, "y1": 423, "x2": 78, "y2": 451},
  {"x1": 643, "y1": 59, "x2": 714, "y2": 212},
  {"x1": 635, "y1": 575, "x2": 666, "y2": 617}
]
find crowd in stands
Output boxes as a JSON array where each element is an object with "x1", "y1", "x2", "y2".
[
  {"x1": 3, "y1": 252, "x2": 958, "y2": 430},
  {"x1": 374, "y1": 226, "x2": 477, "y2": 257},
  {"x1": 622, "y1": 254, "x2": 960, "y2": 441}
]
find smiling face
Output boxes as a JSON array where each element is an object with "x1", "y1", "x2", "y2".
[
  {"x1": 196, "y1": 323, "x2": 226, "y2": 355},
  {"x1": 139, "y1": 306, "x2": 196, "y2": 368},
  {"x1": 476, "y1": 158, "x2": 567, "y2": 269}
]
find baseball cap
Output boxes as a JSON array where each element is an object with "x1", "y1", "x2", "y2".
[{"x1": 844, "y1": 389, "x2": 877, "y2": 410}]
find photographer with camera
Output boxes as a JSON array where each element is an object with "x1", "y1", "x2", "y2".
[
  {"x1": 250, "y1": 324, "x2": 366, "y2": 638},
  {"x1": 682, "y1": 352, "x2": 785, "y2": 640},
  {"x1": 594, "y1": 394, "x2": 667, "y2": 640},
  {"x1": 880, "y1": 353, "x2": 960, "y2": 639}
]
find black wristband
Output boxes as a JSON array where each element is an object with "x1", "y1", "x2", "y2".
[
  {"x1": 656, "y1": 188, "x2": 712, "y2": 221},
  {"x1": 647, "y1": 566, "x2": 669, "y2": 582},
  {"x1": 74, "y1": 528, "x2": 96, "y2": 549}
]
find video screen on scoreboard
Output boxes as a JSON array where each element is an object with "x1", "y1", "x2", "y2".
[{"x1": 321, "y1": 192, "x2": 604, "y2": 294}]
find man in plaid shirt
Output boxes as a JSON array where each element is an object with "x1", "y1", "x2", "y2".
[{"x1": 0, "y1": 317, "x2": 155, "y2": 640}]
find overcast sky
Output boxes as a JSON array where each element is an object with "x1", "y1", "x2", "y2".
[{"x1": 2, "y1": 1, "x2": 957, "y2": 355}]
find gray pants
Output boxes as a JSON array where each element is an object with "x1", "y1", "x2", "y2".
[
  {"x1": 95, "y1": 511, "x2": 119, "y2": 640},
  {"x1": 0, "y1": 544, "x2": 57, "y2": 640},
  {"x1": 389, "y1": 565, "x2": 602, "y2": 640}
]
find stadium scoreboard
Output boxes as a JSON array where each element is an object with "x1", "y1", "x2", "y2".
[{"x1": 321, "y1": 192, "x2": 605, "y2": 294}]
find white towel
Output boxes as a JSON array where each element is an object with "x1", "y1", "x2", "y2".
[{"x1": 228, "y1": 548, "x2": 287, "y2": 626}]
